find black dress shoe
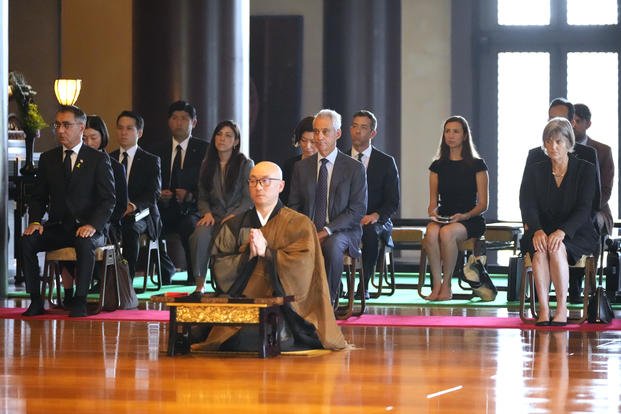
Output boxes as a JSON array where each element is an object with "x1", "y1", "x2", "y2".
[
  {"x1": 69, "y1": 298, "x2": 87, "y2": 317},
  {"x1": 63, "y1": 294, "x2": 74, "y2": 308},
  {"x1": 535, "y1": 320, "x2": 550, "y2": 326},
  {"x1": 22, "y1": 300, "x2": 46, "y2": 317},
  {"x1": 175, "y1": 291, "x2": 203, "y2": 303}
]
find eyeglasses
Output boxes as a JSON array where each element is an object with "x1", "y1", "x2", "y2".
[
  {"x1": 52, "y1": 121, "x2": 80, "y2": 130},
  {"x1": 248, "y1": 178, "x2": 281, "y2": 188}
]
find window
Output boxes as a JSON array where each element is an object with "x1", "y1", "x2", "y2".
[{"x1": 476, "y1": 0, "x2": 621, "y2": 223}]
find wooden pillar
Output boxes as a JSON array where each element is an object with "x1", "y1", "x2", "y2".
[
  {"x1": 133, "y1": 0, "x2": 249, "y2": 153},
  {"x1": 324, "y1": 0, "x2": 401, "y2": 163}
]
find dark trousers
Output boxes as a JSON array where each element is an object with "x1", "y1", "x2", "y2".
[
  {"x1": 159, "y1": 209, "x2": 199, "y2": 284},
  {"x1": 21, "y1": 224, "x2": 104, "y2": 298},
  {"x1": 360, "y1": 222, "x2": 392, "y2": 291},
  {"x1": 321, "y1": 232, "x2": 357, "y2": 303},
  {"x1": 121, "y1": 218, "x2": 148, "y2": 279}
]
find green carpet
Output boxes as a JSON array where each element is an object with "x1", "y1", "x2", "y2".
[{"x1": 9, "y1": 271, "x2": 620, "y2": 309}]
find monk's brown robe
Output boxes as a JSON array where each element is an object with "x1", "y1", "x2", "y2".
[{"x1": 204, "y1": 203, "x2": 347, "y2": 350}]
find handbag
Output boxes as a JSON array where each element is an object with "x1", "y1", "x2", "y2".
[
  {"x1": 462, "y1": 255, "x2": 498, "y2": 302},
  {"x1": 588, "y1": 242, "x2": 614, "y2": 324},
  {"x1": 587, "y1": 286, "x2": 614, "y2": 324},
  {"x1": 116, "y1": 248, "x2": 139, "y2": 310}
]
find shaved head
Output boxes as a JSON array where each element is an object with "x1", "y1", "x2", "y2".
[
  {"x1": 250, "y1": 161, "x2": 283, "y2": 180},
  {"x1": 249, "y1": 161, "x2": 284, "y2": 213}
]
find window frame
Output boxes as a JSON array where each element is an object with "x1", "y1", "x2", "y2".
[{"x1": 453, "y1": 0, "x2": 621, "y2": 220}]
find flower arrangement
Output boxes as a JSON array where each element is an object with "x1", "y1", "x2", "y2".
[{"x1": 8, "y1": 71, "x2": 47, "y2": 137}]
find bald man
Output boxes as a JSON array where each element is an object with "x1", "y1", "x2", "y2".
[{"x1": 193, "y1": 162, "x2": 347, "y2": 351}]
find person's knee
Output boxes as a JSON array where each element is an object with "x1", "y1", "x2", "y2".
[
  {"x1": 20, "y1": 234, "x2": 39, "y2": 253},
  {"x1": 74, "y1": 236, "x2": 97, "y2": 253},
  {"x1": 438, "y1": 226, "x2": 456, "y2": 242},
  {"x1": 321, "y1": 237, "x2": 345, "y2": 262}
]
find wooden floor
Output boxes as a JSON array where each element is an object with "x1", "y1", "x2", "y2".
[{"x1": 1, "y1": 299, "x2": 620, "y2": 413}]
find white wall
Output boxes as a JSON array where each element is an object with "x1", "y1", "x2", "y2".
[
  {"x1": 401, "y1": 0, "x2": 451, "y2": 218},
  {"x1": 250, "y1": 0, "x2": 323, "y2": 117}
]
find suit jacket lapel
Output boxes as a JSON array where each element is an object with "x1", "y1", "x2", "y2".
[
  {"x1": 307, "y1": 154, "x2": 319, "y2": 217},
  {"x1": 128, "y1": 148, "x2": 141, "y2": 191},
  {"x1": 329, "y1": 152, "x2": 345, "y2": 210},
  {"x1": 66, "y1": 146, "x2": 88, "y2": 190}
]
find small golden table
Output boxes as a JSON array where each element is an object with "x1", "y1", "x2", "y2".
[{"x1": 162, "y1": 296, "x2": 293, "y2": 358}]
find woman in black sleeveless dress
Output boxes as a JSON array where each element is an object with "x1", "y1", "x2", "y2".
[{"x1": 422, "y1": 116, "x2": 489, "y2": 301}]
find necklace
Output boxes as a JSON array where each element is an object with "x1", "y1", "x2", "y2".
[{"x1": 552, "y1": 171, "x2": 565, "y2": 177}]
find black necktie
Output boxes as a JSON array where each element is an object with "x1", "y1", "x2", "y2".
[
  {"x1": 357, "y1": 152, "x2": 363, "y2": 162},
  {"x1": 64, "y1": 149, "x2": 73, "y2": 182},
  {"x1": 313, "y1": 158, "x2": 329, "y2": 230},
  {"x1": 170, "y1": 144, "x2": 182, "y2": 189},
  {"x1": 121, "y1": 152, "x2": 128, "y2": 176}
]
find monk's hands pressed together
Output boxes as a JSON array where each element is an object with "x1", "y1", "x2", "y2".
[{"x1": 249, "y1": 228, "x2": 268, "y2": 258}]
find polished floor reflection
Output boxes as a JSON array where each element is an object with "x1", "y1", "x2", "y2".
[{"x1": 1, "y1": 299, "x2": 620, "y2": 413}]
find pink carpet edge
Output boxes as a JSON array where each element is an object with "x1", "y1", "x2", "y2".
[{"x1": 1, "y1": 307, "x2": 618, "y2": 330}]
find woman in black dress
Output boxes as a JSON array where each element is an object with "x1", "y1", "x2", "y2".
[
  {"x1": 521, "y1": 117, "x2": 598, "y2": 326},
  {"x1": 422, "y1": 116, "x2": 489, "y2": 301},
  {"x1": 280, "y1": 116, "x2": 317, "y2": 204}
]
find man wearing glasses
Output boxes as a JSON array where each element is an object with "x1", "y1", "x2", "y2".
[
  {"x1": 192, "y1": 161, "x2": 347, "y2": 351},
  {"x1": 21, "y1": 105, "x2": 115, "y2": 317}
]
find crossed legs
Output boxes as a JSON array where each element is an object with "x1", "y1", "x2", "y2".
[{"x1": 422, "y1": 222, "x2": 468, "y2": 301}]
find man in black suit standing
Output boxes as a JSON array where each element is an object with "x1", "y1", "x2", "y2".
[
  {"x1": 349, "y1": 110, "x2": 400, "y2": 300},
  {"x1": 288, "y1": 109, "x2": 367, "y2": 303},
  {"x1": 21, "y1": 105, "x2": 115, "y2": 317},
  {"x1": 110, "y1": 111, "x2": 162, "y2": 282},
  {"x1": 153, "y1": 101, "x2": 209, "y2": 284}
]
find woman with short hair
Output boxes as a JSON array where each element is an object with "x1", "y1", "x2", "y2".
[{"x1": 520, "y1": 117, "x2": 598, "y2": 326}]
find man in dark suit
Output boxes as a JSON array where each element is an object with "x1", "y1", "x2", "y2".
[
  {"x1": 348, "y1": 110, "x2": 400, "y2": 300},
  {"x1": 153, "y1": 101, "x2": 209, "y2": 284},
  {"x1": 110, "y1": 110, "x2": 162, "y2": 282},
  {"x1": 570, "y1": 103, "x2": 615, "y2": 302},
  {"x1": 288, "y1": 109, "x2": 367, "y2": 303},
  {"x1": 21, "y1": 105, "x2": 115, "y2": 317}
]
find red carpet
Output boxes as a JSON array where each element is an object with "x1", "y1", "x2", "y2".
[
  {"x1": 338, "y1": 314, "x2": 621, "y2": 331},
  {"x1": 1, "y1": 307, "x2": 618, "y2": 330},
  {"x1": 0, "y1": 307, "x2": 169, "y2": 322}
]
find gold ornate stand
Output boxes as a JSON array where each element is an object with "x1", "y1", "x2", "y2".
[{"x1": 163, "y1": 296, "x2": 293, "y2": 358}]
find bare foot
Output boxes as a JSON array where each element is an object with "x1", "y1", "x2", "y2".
[
  {"x1": 437, "y1": 284, "x2": 453, "y2": 301},
  {"x1": 425, "y1": 290, "x2": 441, "y2": 301}
]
